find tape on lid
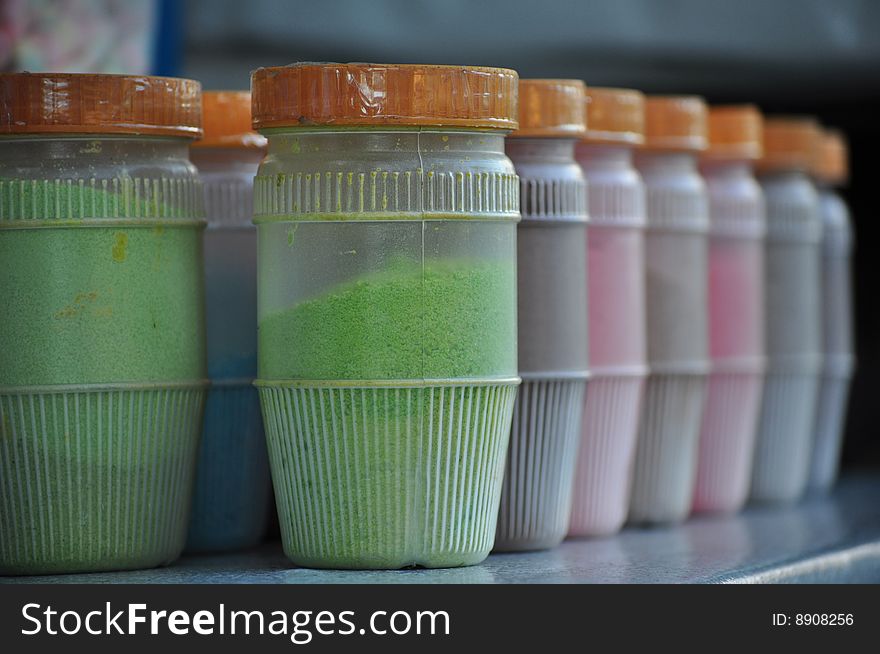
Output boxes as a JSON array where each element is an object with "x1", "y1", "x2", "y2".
[
  {"x1": 251, "y1": 62, "x2": 519, "y2": 131},
  {"x1": 643, "y1": 95, "x2": 707, "y2": 152},
  {"x1": 705, "y1": 104, "x2": 763, "y2": 161},
  {"x1": 0, "y1": 72, "x2": 202, "y2": 138},
  {"x1": 511, "y1": 79, "x2": 586, "y2": 138},
  {"x1": 813, "y1": 128, "x2": 848, "y2": 186},
  {"x1": 582, "y1": 87, "x2": 645, "y2": 146},
  {"x1": 759, "y1": 116, "x2": 821, "y2": 173}
]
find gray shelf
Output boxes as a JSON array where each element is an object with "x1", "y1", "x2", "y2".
[{"x1": 4, "y1": 473, "x2": 880, "y2": 584}]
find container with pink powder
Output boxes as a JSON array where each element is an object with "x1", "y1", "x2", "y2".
[
  {"x1": 571, "y1": 87, "x2": 647, "y2": 536},
  {"x1": 693, "y1": 105, "x2": 766, "y2": 514}
]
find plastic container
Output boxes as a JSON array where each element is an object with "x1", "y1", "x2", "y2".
[
  {"x1": 495, "y1": 80, "x2": 588, "y2": 551},
  {"x1": 630, "y1": 96, "x2": 709, "y2": 524},
  {"x1": 809, "y1": 129, "x2": 855, "y2": 491},
  {"x1": 571, "y1": 87, "x2": 647, "y2": 536},
  {"x1": 693, "y1": 106, "x2": 766, "y2": 514},
  {"x1": 251, "y1": 63, "x2": 520, "y2": 569},
  {"x1": 186, "y1": 92, "x2": 271, "y2": 552},
  {"x1": 751, "y1": 117, "x2": 823, "y2": 503},
  {"x1": 0, "y1": 73, "x2": 207, "y2": 574}
]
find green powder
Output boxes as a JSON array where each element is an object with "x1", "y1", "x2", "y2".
[
  {"x1": 1, "y1": 227, "x2": 205, "y2": 386},
  {"x1": 261, "y1": 380, "x2": 517, "y2": 569},
  {"x1": 259, "y1": 258, "x2": 517, "y2": 381},
  {"x1": 0, "y1": 386, "x2": 204, "y2": 575},
  {"x1": 0, "y1": 182, "x2": 205, "y2": 386},
  {"x1": 0, "y1": 180, "x2": 205, "y2": 574},
  {"x1": 258, "y1": 256, "x2": 518, "y2": 568}
]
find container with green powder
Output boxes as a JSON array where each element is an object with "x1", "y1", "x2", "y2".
[
  {"x1": 0, "y1": 73, "x2": 207, "y2": 575},
  {"x1": 251, "y1": 63, "x2": 521, "y2": 569}
]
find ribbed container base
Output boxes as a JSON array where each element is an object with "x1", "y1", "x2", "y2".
[
  {"x1": 751, "y1": 373, "x2": 820, "y2": 503},
  {"x1": 186, "y1": 384, "x2": 271, "y2": 553},
  {"x1": 259, "y1": 382, "x2": 517, "y2": 569},
  {"x1": 692, "y1": 371, "x2": 763, "y2": 514},
  {"x1": 629, "y1": 374, "x2": 706, "y2": 525},
  {"x1": 809, "y1": 375, "x2": 852, "y2": 492},
  {"x1": 0, "y1": 386, "x2": 205, "y2": 575},
  {"x1": 494, "y1": 379, "x2": 585, "y2": 552},
  {"x1": 568, "y1": 375, "x2": 644, "y2": 537}
]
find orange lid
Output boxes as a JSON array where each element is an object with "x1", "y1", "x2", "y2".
[
  {"x1": 0, "y1": 72, "x2": 202, "y2": 138},
  {"x1": 643, "y1": 95, "x2": 707, "y2": 152},
  {"x1": 759, "y1": 116, "x2": 820, "y2": 173},
  {"x1": 582, "y1": 87, "x2": 645, "y2": 146},
  {"x1": 813, "y1": 128, "x2": 848, "y2": 186},
  {"x1": 511, "y1": 79, "x2": 586, "y2": 138},
  {"x1": 251, "y1": 63, "x2": 518, "y2": 131},
  {"x1": 705, "y1": 105, "x2": 763, "y2": 160},
  {"x1": 193, "y1": 91, "x2": 266, "y2": 149}
]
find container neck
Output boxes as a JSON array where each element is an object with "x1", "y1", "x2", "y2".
[
  {"x1": 262, "y1": 128, "x2": 507, "y2": 157},
  {"x1": 0, "y1": 135, "x2": 192, "y2": 172},
  {"x1": 575, "y1": 143, "x2": 634, "y2": 171},
  {"x1": 506, "y1": 137, "x2": 585, "y2": 223},
  {"x1": 190, "y1": 147, "x2": 266, "y2": 172},
  {"x1": 700, "y1": 159, "x2": 755, "y2": 179},
  {"x1": 758, "y1": 168, "x2": 812, "y2": 184},
  {"x1": 814, "y1": 179, "x2": 842, "y2": 192},
  {"x1": 505, "y1": 137, "x2": 577, "y2": 163},
  {"x1": 635, "y1": 150, "x2": 698, "y2": 173}
]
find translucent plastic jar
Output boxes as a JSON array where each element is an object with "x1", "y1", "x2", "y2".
[
  {"x1": 752, "y1": 118, "x2": 823, "y2": 503},
  {"x1": 0, "y1": 73, "x2": 206, "y2": 574},
  {"x1": 631, "y1": 96, "x2": 709, "y2": 524},
  {"x1": 693, "y1": 106, "x2": 766, "y2": 514},
  {"x1": 251, "y1": 64, "x2": 520, "y2": 569},
  {"x1": 809, "y1": 129, "x2": 854, "y2": 491},
  {"x1": 496, "y1": 80, "x2": 588, "y2": 551},
  {"x1": 187, "y1": 92, "x2": 271, "y2": 552},
  {"x1": 571, "y1": 87, "x2": 647, "y2": 536}
]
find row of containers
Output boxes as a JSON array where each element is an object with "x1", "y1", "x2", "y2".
[{"x1": 0, "y1": 65, "x2": 854, "y2": 574}]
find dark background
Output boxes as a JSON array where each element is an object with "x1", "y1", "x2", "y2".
[
  {"x1": 178, "y1": 0, "x2": 879, "y2": 468},
  {"x1": 4, "y1": 0, "x2": 877, "y2": 467}
]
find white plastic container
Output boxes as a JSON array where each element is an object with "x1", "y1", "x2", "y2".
[
  {"x1": 187, "y1": 92, "x2": 271, "y2": 553},
  {"x1": 693, "y1": 106, "x2": 766, "y2": 514},
  {"x1": 752, "y1": 117, "x2": 823, "y2": 503},
  {"x1": 496, "y1": 79, "x2": 588, "y2": 552},
  {"x1": 809, "y1": 129, "x2": 855, "y2": 491},
  {"x1": 571, "y1": 87, "x2": 647, "y2": 536},
  {"x1": 631, "y1": 96, "x2": 709, "y2": 524}
]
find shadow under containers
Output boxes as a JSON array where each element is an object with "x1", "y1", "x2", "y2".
[
  {"x1": 751, "y1": 118, "x2": 823, "y2": 503},
  {"x1": 250, "y1": 63, "x2": 521, "y2": 569},
  {"x1": 0, "y1": 73, "x2": 207, "y2": 574},
  {"x1": 631, "y1": 96, "x2": 710, "y2": 524},
  {"x1": 496, "y1": 79, "x2": 589, "y2": 551},
  {"x1": 571, "y1": 87, "x2": 647, "y2": 536},
  {"x1": 186, "y1": 91, "x2": 272, "y2": 553}
]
